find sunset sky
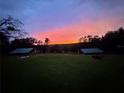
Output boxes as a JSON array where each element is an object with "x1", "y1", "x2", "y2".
[{"x1": 0, "y1": 0, "x2": 124, "y2": 44}]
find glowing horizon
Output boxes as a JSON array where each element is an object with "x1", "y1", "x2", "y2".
[
  {"x1": 32, "y1": 17, "x2": 123, "y2": 44},
  {"x1": 49, "y1": 41, "x2": 79, "y2": 45}
]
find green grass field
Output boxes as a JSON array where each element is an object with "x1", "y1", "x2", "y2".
[{"x1": 2, "y1": 54, "x2": 124, "y2": 93}]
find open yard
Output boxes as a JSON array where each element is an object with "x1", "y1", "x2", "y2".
[{"x1": 2, "y1": 54, "x2": 124, "y2": 93}]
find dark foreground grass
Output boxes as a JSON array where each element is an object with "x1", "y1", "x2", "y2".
[{"x1": 2, "y1": 54, "x2": 124, "y2": 93}]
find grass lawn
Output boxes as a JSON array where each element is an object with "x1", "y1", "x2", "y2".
[{"x1": 2, "y1": 54, "x2": 124, "y2": 93}]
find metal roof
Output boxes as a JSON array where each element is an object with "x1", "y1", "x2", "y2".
[
  {"x1": 10, "y1": 48, "x2": 33, "y2": 54},
  {"x1": 80, "y1": 48, "x2": 104, "y2": 54}
]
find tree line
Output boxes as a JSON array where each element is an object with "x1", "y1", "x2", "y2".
[
  {"x1": 0, "y1": 16, "x2": 124, "y2": 55},
  {"x1": 78, "y1": 27, "x2": 124, "y2": 53}
]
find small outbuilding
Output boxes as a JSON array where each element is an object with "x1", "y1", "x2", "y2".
[
  {"x1": 80, "y1": 48, "x2": 104, "y2": 54},
  {"x1": 10, "y1": 48, "x2": 34, "y2": 55}
]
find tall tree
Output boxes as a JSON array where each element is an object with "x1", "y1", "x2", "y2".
[
  {"x1": 102, "y1": 27, "x2": 124, "y2": 46},
  {"x1": 44, "y1": 38, "x2": 50, "y2": 45},
  {"x1": 0, "y1": 16, "x2": 26, "y2": 55},
  {"x1": 42, "y1": 38, "x2": 50, "y2": 53},
  {"x1": 0, "y1": 16, "x2": 27, "y2": 40}
]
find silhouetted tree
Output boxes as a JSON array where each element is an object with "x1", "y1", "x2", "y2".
[
  {"x1": 102, "y1": 27, "x2": 124, "y2": 46},
  {"x1": 0, "y1": 16, "x2": 26, "y2": 55},
  {"x1": 91, "y1": 35, "x2": 101, "y2": 43},
  {"x1": 44, "y1": 38, "x2": 50, "y2": 45},
  {"x1": 79, "y1": 35, "x2": 93, "y2": 43},
  {"x1": 43, "y1": 38, "x2": 50, "y2": 53},
  {"x1": 11, "y1": 37, "x2": 37, "y2": 48},
  {"x1": 37, "y1": 40, "x2": 42, "y2": 45},
  {"x1": 101, "y1": 27, "x2": 124, "y2": 53},
  {"x1": 0, "y1": 16, "x2": 27, "y2": 39},
  {"x1": 79, "y1": 27, "x2": 124, "y2": 53},
  {"x1": 79, "y1": 37, "x2": 84, "y2": 43}
]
